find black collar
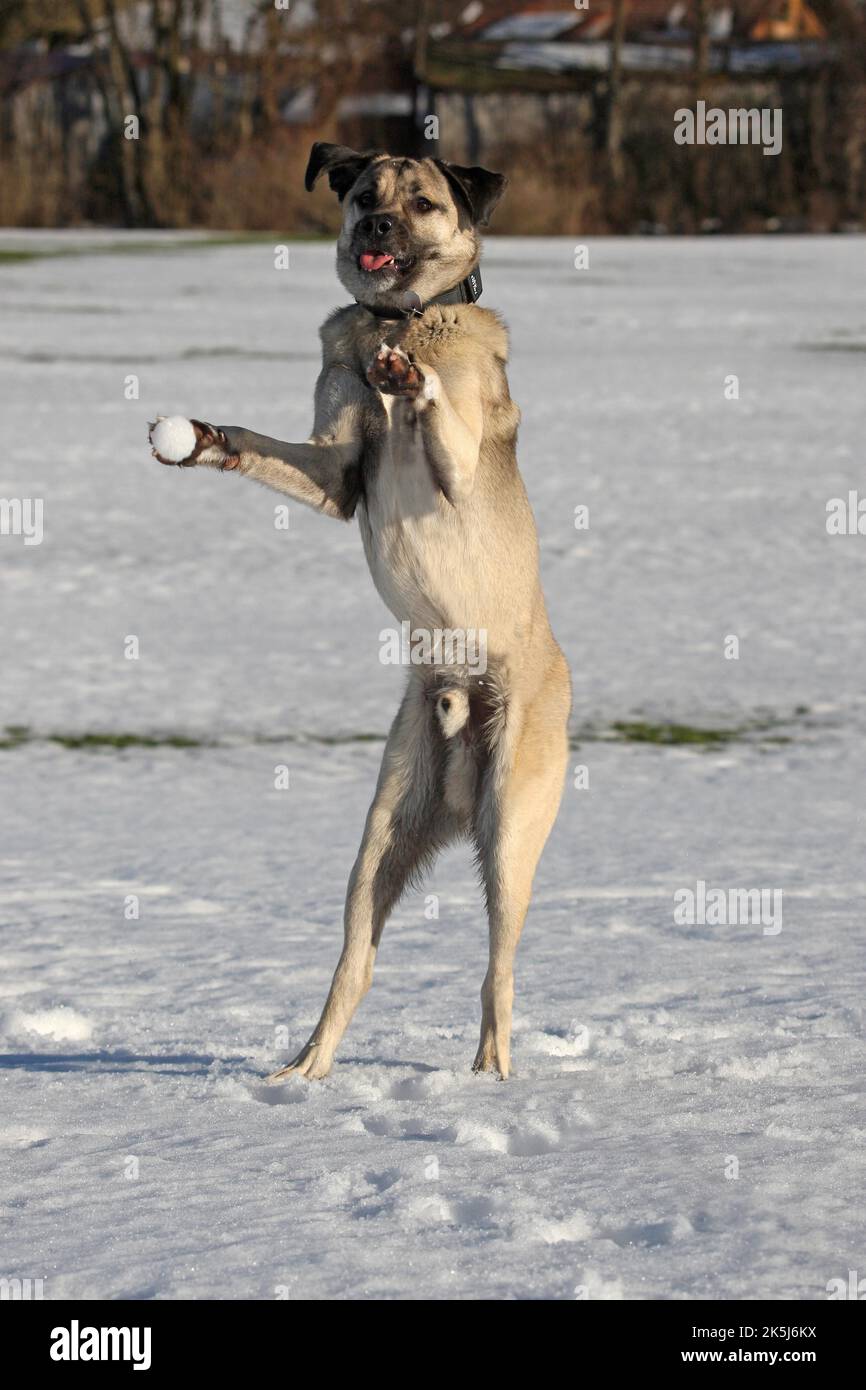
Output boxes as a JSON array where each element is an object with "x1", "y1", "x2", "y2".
[{"x1": 357, "y1": 267, "x2": 483, "y2": 321}]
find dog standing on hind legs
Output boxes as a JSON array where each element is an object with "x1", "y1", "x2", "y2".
[{"x1": 149, "y1": 142, "x2": 571, "y2": 1080}]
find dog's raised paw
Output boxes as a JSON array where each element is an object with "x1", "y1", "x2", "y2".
[
  {"x1": 148, "y1": 417, "x2": 239, "y2": 470},
  {"x1": 366, "y1": 344, "x2": 424, "y2": 399}
]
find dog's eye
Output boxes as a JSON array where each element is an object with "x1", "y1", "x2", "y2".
[
  {"x1": 356, "y1": 191, "x2": 375, "y2": 209},
  {"x1": 415, "y1": 197, "x2": 434, "y2": 213}
]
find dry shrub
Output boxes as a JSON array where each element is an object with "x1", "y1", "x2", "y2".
[
  {"x1": 187, "y1": 129, "x2": 341, "y2": 233},
  {"x1": 0, "y1": 142, "x2": 68, "y2": 226}
]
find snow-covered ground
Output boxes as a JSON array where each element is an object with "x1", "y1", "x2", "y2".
[{"x1": 0, "y1": 233, "x2": 863, "y2": 1300}]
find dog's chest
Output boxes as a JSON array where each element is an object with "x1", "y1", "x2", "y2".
[{"x1": 370, "y1": 390, "x2": 439, "y2": 503}]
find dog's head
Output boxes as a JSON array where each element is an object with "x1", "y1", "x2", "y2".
[{"x1": 305, "y1": 143, "x2": 507, "y2": 312}]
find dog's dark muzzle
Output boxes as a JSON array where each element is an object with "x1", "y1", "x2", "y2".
[{"x1": 354, "y1": 215, "x2": 414, "y2": 264}]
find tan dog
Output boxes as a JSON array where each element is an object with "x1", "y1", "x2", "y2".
[{"x1": 149, "y1": 144, "x2": 571, "y2": 1080}]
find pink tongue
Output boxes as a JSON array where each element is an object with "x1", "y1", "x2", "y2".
[{"x1": 360, "y1": 252, "x2": 393, "y2": 271}]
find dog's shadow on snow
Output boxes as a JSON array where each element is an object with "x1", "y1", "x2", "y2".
[{"x1": 0, "y1": 1050, "x2": 252, "y2": 1077}]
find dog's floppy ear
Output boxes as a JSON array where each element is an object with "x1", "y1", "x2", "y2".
[
  {"x1": 434, "y1": 160, "x2": 508, "y2": 226},
  {"x1": 305, "y1": 142, "x2": 377, "y2": 200}
]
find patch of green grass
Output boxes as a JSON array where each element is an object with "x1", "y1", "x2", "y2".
[
  {"x1": 0, "y1": 250, "x2": 41, "y2": 263},
  {"x1": 800, "y1": 342, "x2": 866, "y2": 354},
  {"x1": 0, "y1": 725, "x2": 209, "y2": 751},
  {"x1": 1, "y1": 714, "x2": 805, "y2": 755},
  {"x1": 0, "y1": 724, "x2": 31, "y2": 748},
  {"x1": 570, "y1": 713, "x2": 800, "y2": 750},
  {"x1": 50, "y1": 732, "x2": 208, "y2": 750},
  {"x1": 313, "y1": 732, "x2": 384, "y2": 746},
  {"x1": 0, "y1": 725, "x2": 383, "y2": 752},
  {"x1": 612, "y1": 720, "x2": 747, "y2": 747}
]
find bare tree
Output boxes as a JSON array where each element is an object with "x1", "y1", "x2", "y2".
[
  {"x1": 74, "y1": 0, "x2": 154, "y2": 222},
  {"x1": 606, "y1": 0, "x2": 629, "y2": 186},
  {"x1": 691, "y1": 0, "x2": 710, "y2": 222}
]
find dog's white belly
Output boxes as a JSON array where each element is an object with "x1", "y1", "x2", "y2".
[{"x1": 360, "y1": 408, "x2": 487, "y2": 633}]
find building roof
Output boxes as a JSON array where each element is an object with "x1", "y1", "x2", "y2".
[
  {"x1": 425, "y1": 0, "x2": 832, "y2": 85},
  {"x1": 456, "y1": 0, "x2": 827, "y2": 43}
]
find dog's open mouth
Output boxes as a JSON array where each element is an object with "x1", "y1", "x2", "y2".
[{"x1": 359, "y1": 251, "x2": 414, "y2": 274}]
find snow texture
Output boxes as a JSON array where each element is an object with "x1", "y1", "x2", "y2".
[{"x1": 0, "y1": 232, "x2": 863, "y2": 1301}]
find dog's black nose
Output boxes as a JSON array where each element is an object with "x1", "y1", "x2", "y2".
[{"x1": 360, "y1": 215, "x2": 394, "y2": 239}]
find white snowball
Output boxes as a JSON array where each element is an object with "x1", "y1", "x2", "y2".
[{"x1": 151, "y1": 415, "x2": 197, "y2": 462}]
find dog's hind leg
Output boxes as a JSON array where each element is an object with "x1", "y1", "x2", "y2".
[
  {"x1": 472, "y1": 663, "x2": 570, "y2": 1079},
  {"x1": 267, "y1": 682, "x2": 451, "y2": 1082}
]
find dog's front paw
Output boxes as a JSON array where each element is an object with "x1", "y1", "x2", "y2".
[
  {"x1": 366, "y1": 344, "x2": 424, "y2": 400},
  {"x1": 148, "y1": 416, "x2": 239, "y2": 470}
]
